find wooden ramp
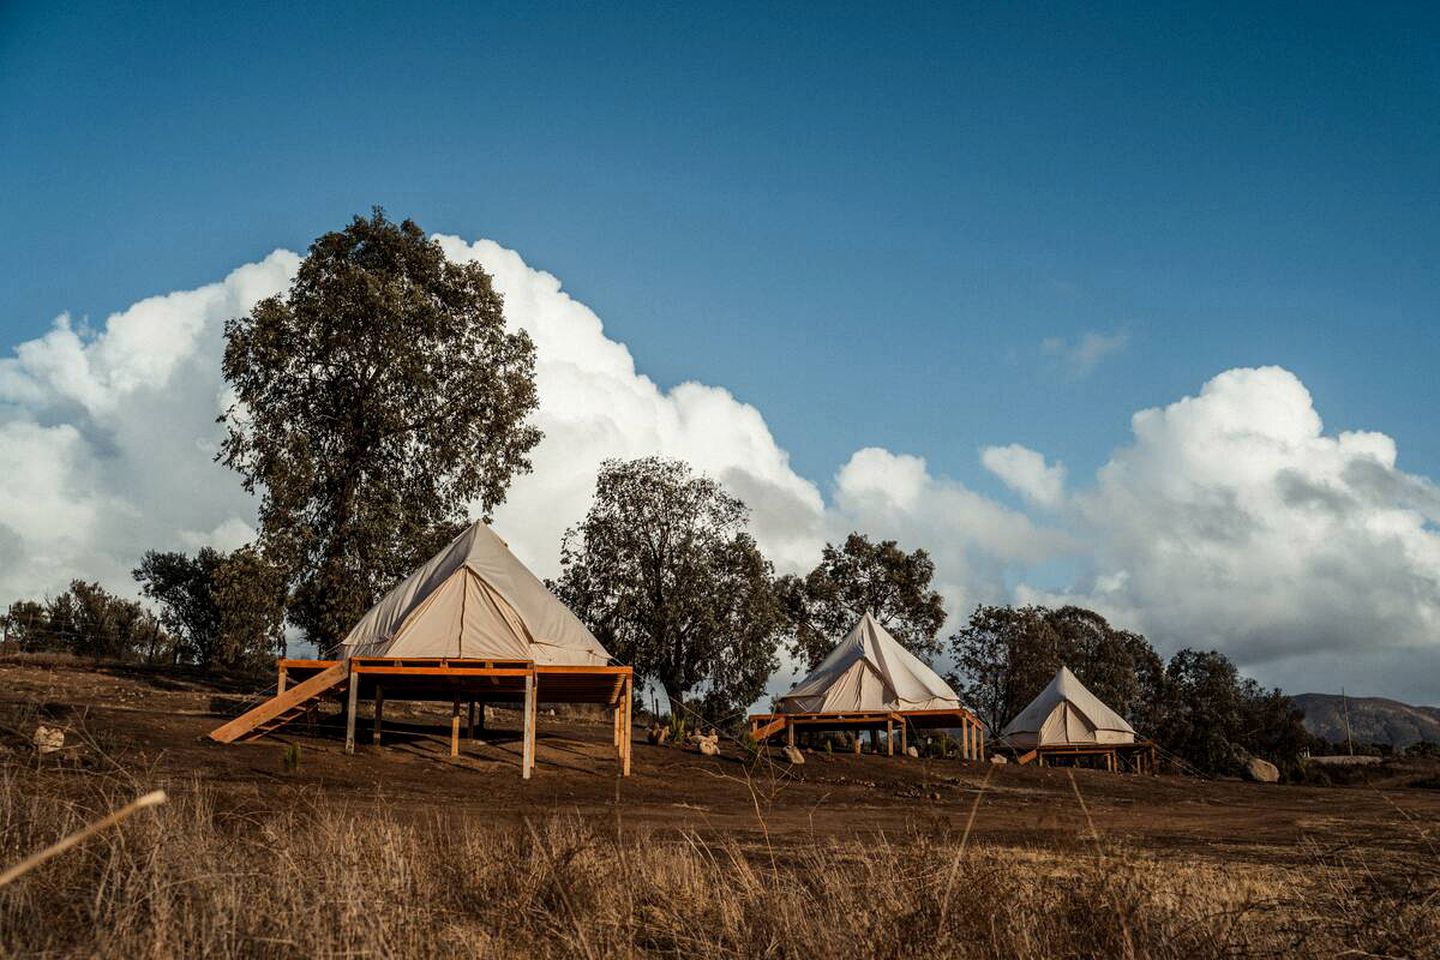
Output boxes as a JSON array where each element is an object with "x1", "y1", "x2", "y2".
[
  {"x1": 750, "y1": 716, "x2": 788, "y2": 743},
  {"x1": 209, "y1": 661, "x2": 349, "y2": 743}
]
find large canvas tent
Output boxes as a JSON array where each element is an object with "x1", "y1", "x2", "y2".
[
  {"x1": 211, "y1": 522, "x2": 633, "y2": 779},
  {"x1": 750, "y1": 613, "x2": 984, "y2": 759},
  {"x1": 775, "y1": 612, "x2": 960, "y2": 714},
  {"x1": 339, "y1": 522, "x2": 611, "y2": 665}
]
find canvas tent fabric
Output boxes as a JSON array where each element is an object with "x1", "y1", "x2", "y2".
[
  {"x1": 774, "y1": 613, "x2": 962, "y2": 714},
  {"x1": 1000, "y1": 666, "x2": 1136, "y2": 748},
  {"x1": 338, "y1": 522, "x2": 612, "y2": 666}
]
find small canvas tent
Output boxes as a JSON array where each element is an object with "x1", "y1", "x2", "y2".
[
  {"x1": 774, "y1": 612, "x2": 961, "y2": 714},
  {"x1": 1001, "y1": 666, "x2": 1135, "y2": 749},
  {"x1": 338, "y1": 522, "x2": 611, "y2": 665}
]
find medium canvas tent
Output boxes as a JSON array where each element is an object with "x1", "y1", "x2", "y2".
[
  {"x1": 774, "y1": 612, "x2": 961, "y2": 714},
  {"x1": 1001, "y1": 666, "x2": 1135, "y2": 749},
  {"x1": 338, "y1": 521, "x2": 612, "y2": 666}
]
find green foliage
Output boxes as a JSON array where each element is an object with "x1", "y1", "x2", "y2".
[
  {"x1": 948, "y1": 604, "x2": 1162, "y2": 736},
  {"x1": 3, "y1": 582, "x2": 171, "y2": 662},
  {"x1": 134, "y1": 545, "x2": 286, "y2": 671},
  {"x1": 1153, "y1": 649, "x2": 1314, "y2": 777},
  {"x1": 553, "y1": 457, "x2": 784, "y2": 724},
  {"x1": 947, "y1": 604, "x2": 1310, "y2": 776},
  {"x1": 666, "y1": 714, "x2": 688, "y2": 746},
  {"x1": 219, "y1": 209, "x2": 541, "y2": 650},
  {"x1": 778, "y1": 532, "x2": 947, "y2": 669}
]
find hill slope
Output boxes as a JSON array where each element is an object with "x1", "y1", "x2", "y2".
[{"x1": 1293, "y1": 693, "x2": 1440, "y2": 748}]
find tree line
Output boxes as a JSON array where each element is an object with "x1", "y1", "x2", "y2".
[{"x1": 1, "y1": 210, "x2": 1311, "y2": 773}]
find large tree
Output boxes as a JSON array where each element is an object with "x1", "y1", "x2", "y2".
[
  {"x1": 553, "y1": 457, "x2": 784, "y2": 723},
  {"x1": 947, "y1": 604, "x2": 1163, "y2": 734},
  {"x1": 947, "y1": 604, "x2": 1062, "y2": 733},
  {"x1": 778, "y1": 532, "x2": 947, "y2": 669},
  {"x1": 1152, "y1": 649, "x2": 1311, "y2": 776},
  {"x1": 219, "y1": 210, "x2": 541, "y2": 649},
  {"x1": 134, "y1": 545, "x2": 287, "y2": 671}
]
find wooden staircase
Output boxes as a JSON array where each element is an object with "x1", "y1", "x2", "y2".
[
  {"x1": 209, "y1": 661, "x2": 350, "y2": 744},
  {"x1": 750, "y1": 716, "x2": 788, "y2": 743}
]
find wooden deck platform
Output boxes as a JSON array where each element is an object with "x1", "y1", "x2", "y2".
[
  {"x1": 211, "y1": 658, "x2": 634, "y2": 779},
  {"x1": 747, "y1": 707, "x2": 987, "y2": 759},
  {"x1": 1014, "y1": 740, "x2": 1159, "y2": 773}
]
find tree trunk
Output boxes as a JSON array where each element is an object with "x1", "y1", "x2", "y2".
[{"x1": 663, "y1": 682, "x2": 686, "y2": 722}]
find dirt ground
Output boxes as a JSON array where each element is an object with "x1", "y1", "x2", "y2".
[{"x1": 5, "y1": 657, "x2": 1438, "y2": 870}]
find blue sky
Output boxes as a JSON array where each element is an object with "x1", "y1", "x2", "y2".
[
  {"x1": 4, "y1": 3, "x2": 1440, "y2": 699},
  {"x1": 5, "y1": 2, "x2": 1437, "y2": 490}
]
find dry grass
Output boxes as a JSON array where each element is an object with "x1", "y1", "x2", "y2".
[{"x1": 0, "y1": 765, "x2": 1435, "y2": 959}]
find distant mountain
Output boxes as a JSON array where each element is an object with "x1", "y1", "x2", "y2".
[{"x1": 1292, "y1": 693, "x2": 1440, "y2": 748}]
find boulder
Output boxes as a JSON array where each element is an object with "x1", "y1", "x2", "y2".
[
  {"x1": 647, "y1": 724, "x2": 672, "y2": 746},
  {"x1": 32, "y1": 725, "x2": 64, "y2": 755},
  {"x1": 694, "y1": 733, "x2": 721, "y2": 757},
  {"x1": 1243, "y1": 756, "x2": 1280, "y2": 783},
  {"x1": 989, "y1": 754, "x2": 1008, "y2": 765},
  {"x1": 781, "y1": 745, "x2": 805, "y2": 765},
  {"x1": 905, "y1": 746, "x2": 920, "y2": 759}
]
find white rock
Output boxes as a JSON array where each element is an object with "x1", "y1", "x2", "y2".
[
  {"x1": 782, "y1": 745, "x2": 804, "y2": 765},
  {"x1": 32, "y1": 726, "x2": 64, "y2": 754}
]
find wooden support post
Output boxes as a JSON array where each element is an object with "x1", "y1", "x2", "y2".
[
  {"x1": 978, "y1": 723, "x2": 985, "y2": 761},
  {"x1": 467, "y1": 701, "x2": 476, "y2": 740},
  {"x1": 786, "y1": 719, "x2": 795, "y2": 748},
  {"x1": 372, "y1": 684, "x2": 384, "y2": 746},
  {"x1": 900, "y1": 721, "x2": 908, "y2": 756},
  {"x1": 621, "y1": 674, "x2": 633, "y2": 777},
  {"x1": 450, "y1": 697, "x2": 461, "y2": 758},
  {"x1": 344, "y1": 663, "x2": 358, "y2": 755},
  {"x1": 886, "y1": 719, "x2": 894, "y2": 756},
  {"x1": 962, "y1": 717, "x2": 971, "y2": 761},
  {"x1": 853, "y1": 733, "x2": 862, "y2": 756},
  {"x1": 276, "y1": 662, "x2": 288, "y2": 695},
  {"x1": 522, "y1": 669, "x2": 536, "y2": 779}
]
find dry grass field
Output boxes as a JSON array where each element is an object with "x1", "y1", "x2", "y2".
[{"x1": 1, "y1": 656, "x2": 1437, "y2": 958}]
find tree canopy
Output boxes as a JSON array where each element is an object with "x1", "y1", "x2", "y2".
[
  {"x1": 134, "y1": 546, "x2": 286, "y2": 671},
  {"x1": 219, "y1": 210, "x2": 541, "y2": 649},
  {"x1": 778, "y1": 532, "x2": 947, "y2": 669},
  {"x1": 552, "y1": 457, "x2": 784, "y2": 723},
  {"x1": 948, "y1": 603, "x2": 1310, "y2": 775},
  {"x1": 2, "y1": 582, "x2": 171, "y2": 663}
]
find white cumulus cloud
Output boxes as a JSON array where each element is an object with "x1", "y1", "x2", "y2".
[
  {"x1": 1020, "y1": 366, "x2": 1440, "y2": 701},
  {"x1": 981, "y1": 443, "x2": 1067, "y2": 508},
  {"x1": 4, "y1": 242, "x2": 1438, "y2": 702}
]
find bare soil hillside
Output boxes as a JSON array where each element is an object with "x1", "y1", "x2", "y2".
[{"x1": 3, "y1": 657, "x2": 1436, "y2": 856}]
